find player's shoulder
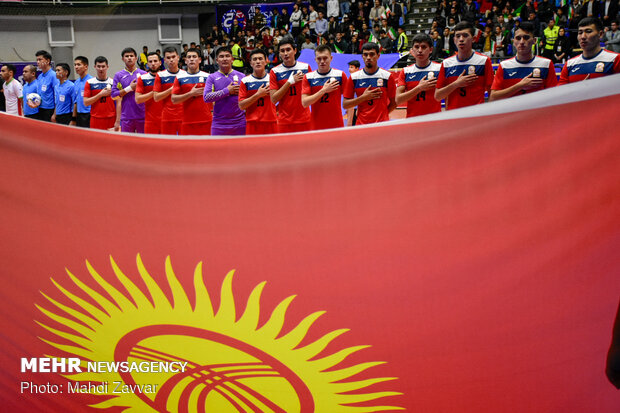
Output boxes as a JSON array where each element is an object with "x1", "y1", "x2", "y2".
[
  {"x1": 271, "y1": 63, "x2": 287, "y2": 73},
  {"x1": 599, "y1": 49, "x2": 620, "y2": 61},
  {"x1": 441, "y1": 53, "x2": 459, "y2": 66},
  {"x1": 471, "y1": 51, "x2": 492, "y2": 64},
  {"x1": 295, "y1": 61, "x2": 311, "y2": 71},
  {"x1": 532, "y1": 55, "x2": 554, "y2": 67},
  {"x1": 140, "y1": 72, "x2": 155, "y2": 80}
]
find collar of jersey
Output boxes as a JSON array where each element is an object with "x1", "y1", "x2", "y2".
[
  {"x1": 415, "y1": 62, "x2": 432, "y2": 70},
  {"x1": 581, "y1": 48, "x2": 603, "y2": 61},
  {"x1": 456, "y1": 52, "x2": 475, "y2": 63},
  {"x1": 515, "y1": 55, "x2": 536, "y2": 64}
]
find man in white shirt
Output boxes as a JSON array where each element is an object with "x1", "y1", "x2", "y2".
[{"x1": 1, "y1": 64, "x2": 23, "y2": 116}]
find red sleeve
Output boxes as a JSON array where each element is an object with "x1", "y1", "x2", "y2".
[
  {"x1": 614, "y1": 54, "x2": 620, "y2": 74},
  {"x1": 269, "y1": 69, "x2": 279, "y2": 90},
  {"x1": 558, "y1": 63, "x2": 569, "y2": 85},
  {"x1": 340, "y1": 73, "x2": 349, "y2": 94},
  {"x1": 484, "y1": 57, "x2": 494, "y2": 89},
  {"x1": 136, "y1": 77, "x2": 145, "y2": 94},
  {"x1": 172, "y1": 78, "x2": 181, "y2": 95},
  {"x1": 387, "y1": 72, "x2": 396, "y2": 99},
  {"x1": 343, "y1": 74, "x2": 354, "y2": 99},
  {"x1": 238, "y1": 81, "x2": 248, "y2": 102},
  {"x1": 301, "y1": 75, "x2": 310, "y2": 95},
  {"x1": 153, "y1": 74, "x2": 162, "y2": 92},
  {"x1": 436, "y1": 64, "x2": 447, "y2": 89},
  {"x1": 83, "y1": 81, "x2": 92, "y2": 98},
  {"x1": 545, "y1": 60, "x2": 558, "y2": 88},
  {"x1": 396, "y1": 70, "x2": 405, "y2": 87},
  {"x1": 491, "y1": 65, "x2": 503, "y2": 90}
]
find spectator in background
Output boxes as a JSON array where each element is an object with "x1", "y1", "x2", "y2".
[
  {"x1": 316, "y1": 11, "x2": 329, "y2": 37},
  {"x1": 327, "y1": 0, "x2": 340, "y2": 19},
  {"x1": 290, "y1": 4, "x2": 303, "y2": 37},
  {"x1": 369, "y1": 0, "x2": 385, "y2": 24},
  {"x1": 602, "y1": 20, "x2": 620, "y2": 52},
  {"x1": 542, "y1": 18, "x2": 560, "y2": 59},
  {"x1": 334, "y1": 31, "x2": 350, "y2": 53},
  {"x1": 280, "y1": 7, "x2": 291, "y2": 31},
  {"x1": 553, "y1": 27, "x2": 572, "y2": 63},
  {"x1": 379, "y1": 29, "x2": 394, "y2": 52},
  {"x1": 583, "y1": 0, "x2": 601, "y2": 18},
  {"x1": 601, "y1": 0, "x2": 619, "y2": 27},
  {"x1": 139, "y1": 46, "x2": 148, "y2": 70},
  {"x1": 462, "y1": 0, "x2": 478, "y2": 23},
  {"x1": 308, "y1": 5, "x2": 319, "y2": 34}
]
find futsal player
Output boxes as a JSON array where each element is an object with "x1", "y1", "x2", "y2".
[
  {"x1": 171, "y1": 48, "x2": 213, "y2": 135},
  {"x1": 489, "y1": 22, "x2": 557, "y2": 101},
  {"x1": 301, "y1": 45, "x2": 348, "y2": 130},
  {"x1": 269, "y1": 36, "x2": 312, "y2": 133},
  {"x1": 395, "y1": 33, "x2": 442, "y2": 118},
  {"x1": 154, "y1": 47, "x2": 184, "y2": 135},
  {"x1": 135, "y1": 52, "x2": 164, "y2": 134},
  {"x1": 83, "y1": 56, "x2": 116, "y2": 130},
  {"x1": 111, "y1": 47, "x2": 146, "y2": 133},
  {"x1": 343, "y1": 42, "x2": 397, "y2": 125},
  {"x1": 559, "y1": 17, "x2": 620, "y2": 84},
  {"x1": 203, "y1": 46, "x2": 246, "y2": 135},
  {"x1": 435, "y1": 21, "x2": 494, "y2": 109},
  {"x1": 239, "y1": 49, "x2": 277, "y2": 135}
]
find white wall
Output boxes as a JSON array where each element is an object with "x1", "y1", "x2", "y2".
[{"x1": 0, "y1": 14, "x2": 200, "y2": 75}]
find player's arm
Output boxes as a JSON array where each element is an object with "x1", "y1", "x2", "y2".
[
  {"x1": 172, "y1": 78, "x2": 204, "y2": 104},
  {"x1": 114, "y1": 99, "x2": 122, "y2": 131},
  {"x1": 301, "y1": 78, "x2": 339, "y2": 107},
  {"x1": 239, "y1": 84, "x2": 269, "y2": 110},
  {"x1": 558, "y1": 63, "x2": 570, "y2": 85},
  {"x1": 84, "y1": 87, "x2": 111, "y2": 106},
  {"x1": 270, "y1": 71, "x2": 303, "y2": 104},
  {"x1": 489, "y1": 74, "x2": 544, "y2": 101},
  {"x1": 153, "y1": 75, "x2": 171, "y2": 102},
  {"x1": 387, "y1": 74, "x2": 397, "y2": 113},
  {"x1": 18, "y1": 96, "x2": 23, "y2": 116},
  {"x1": 342, "y1": 86, "x2": 383, "y2": 109},
  {"x1": 545, "y1": 60, "x2": 559, "y2": 88},
  {"x1": 203, "y1": 76, "x2": 237, "y2": 103},
  {"x1": 395, "y1": 76, "x2": 438, "y2": 104},
  {"x1": 135, "y1": 78, "x2": 153, "y2": 104},
  {"x1": 434, "y1": 69, "x2": 478, "y2": 101}
]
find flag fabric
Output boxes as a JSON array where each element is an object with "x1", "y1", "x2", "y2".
[
  {"x1": 513, "y1": 4, "x2": 524, "y2": 17},
  {"x1": 334, "y1": 44, "x2": 344, "y2": 53},
  {"x1": 368, "y1": 32, "x2": 379, "y2": 45},
  {"x1": 388, "y1": 27, "x2": 397, "y2": 41},
  {"x1": 380, "y1": 6, "x2": 391, "y2": 20},
  {"x1": 1, "y1": 76, "x2": 620, "y2": 412}
]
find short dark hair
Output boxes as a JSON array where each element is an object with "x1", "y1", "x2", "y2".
[
  {"x1": 348, "y1": 59, "x2": 361, "y2": 68},
  {"x1": 517, "y1": 21, "x2": 535, "y2": 34},
  {"x1": 147, "y1": 51, "x2": 159, "y2": 58},
  {"x1": 412, "y1": 33, "x2": 433, "y2": 48},
  {"x1": 94, "y1": 56, "x2": 108, "y2": 65},
  {"x1": 163, "y1": 46, "x2": 179, "y2": 56},
  {"x1": 315, "y1": 44, "x2": 332, "y2": 54},
  {"x1": 362, "y1": 42, "x2": 381, "y2": 53},
  {"x1": 35, "y1": 50, "x2": 52, "y2": 62},
  {"x1": 186, "y1": 47, "x2": 202, "y2": 58},
  {"x1": 24, "y1": 64, "x2": 37, "y2": 73},
  {"x1": 121, "y1": 47, "x2": 137, "y2": 57},
  {"x1": 74, "y1": 56, "x2": 89, "y2": 65},
  {"x1": 454, "y1": 21, "x2": 475, "y2": 36},
  {"x1": 578, "y1": 17, "x2": 603, "y2": 31},
  {"x1": 279, "y1": 35, "x2": 297, "y2": 50},
  {"x1": 3, "y1": 63, "x2": 16, "y2": 76},
  {"x1": 249, "y1": 48, "x2": 267, "y2": 59},
  {"x1": 56, "y1": 63, "x2": 71, "y2": 77},
  {"x1": 216, "y1": 46, "x2": 233, "y2": 57}
]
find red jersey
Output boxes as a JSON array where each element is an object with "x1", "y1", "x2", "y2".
[
  {"x1": 136, "y1": 72, "x2": 164, "y2": 123},
  {"x1": 397, "y1": 62, "x2": 442, "y2": 118},
  {"x1": 239, "y1": 74, "x2": 276, "y2": 123},
  {"x1": 83, "y1": 77, "x2": 115, "y2": 118},
  {"x1": 171, "y1": 71, "x2": 213, "y2": 124},
  {"x1": 436, "y1": 52, "x2": 494, "y2": 110},
  {"x1": 154, "y1": 69, "x2": 184, "y2": 122},
  {"x1": 491, "y1": 56, "x2": 557, "y2": 94},
  {"x1": 343, "y1": 67, "x2": 396, "y2": 125},
  {"x1": 559, "y1": 49, "x2": 620, "y2": 84},
  {"x1": 301, "y1": 69, "x2": 348, "y2": 129},
  {"x1": 269, "y1": 61, "x2": 311, "y2": 125}
]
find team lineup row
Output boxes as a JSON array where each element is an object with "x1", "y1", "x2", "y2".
[{"x1": 2, "y1": 18, "x2": 618, "y2": 135}]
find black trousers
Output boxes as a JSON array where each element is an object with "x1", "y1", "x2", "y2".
[
  {"x1": 56, "y1": 113, "x2": 72, "y2": 125},
  {"x1": 25, "y1": 113, "x2": 40, "y2": 120},
  {"x1": 76, "y1": 112, "x2": 90, "y2": 128},
  {"x1": 39, "y1": 108, "x2": 54, "y2": 122}
]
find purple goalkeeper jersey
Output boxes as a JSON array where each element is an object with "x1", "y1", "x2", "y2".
[
  {"x1": 111, "y1": 67, "x2": 146, "y2": 120},
  {"x1": 203, "y1": 69, "x2": 246, "y2": 128}
]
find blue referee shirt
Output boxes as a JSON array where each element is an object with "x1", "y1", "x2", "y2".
[
  {"x1": 22, "y1": 79, "x2": 39, "y2": 116},
  {"x1": 37, "y1": 68, "x2": 58, "y2": 110},
  {"x1": 54, "y1": 80, "x2": 75, "y2": 115},
  {"x1": 73, "y1": 74, "x2": 92, "y2": 114}
]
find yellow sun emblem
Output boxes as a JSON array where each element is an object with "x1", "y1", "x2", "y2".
[{"x1": 36, "y1": 255, "x2": 403, "y2": 412}]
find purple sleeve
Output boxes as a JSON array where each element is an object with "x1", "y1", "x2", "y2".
[
  {"x1": 203, "y1": 74, "x2": 230, "y2": 103},
  {"x1": 111, "y1": 72, "x2": 121, "y2": 99}
]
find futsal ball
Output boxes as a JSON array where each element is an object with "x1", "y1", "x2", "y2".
[{"x1": 27, "y1": 93, "x2": 41, "y2": 106}]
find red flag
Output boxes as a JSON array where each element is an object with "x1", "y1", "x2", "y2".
[{"x1": 1, "y1": 76, "x2": 619, "y2": 412}]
